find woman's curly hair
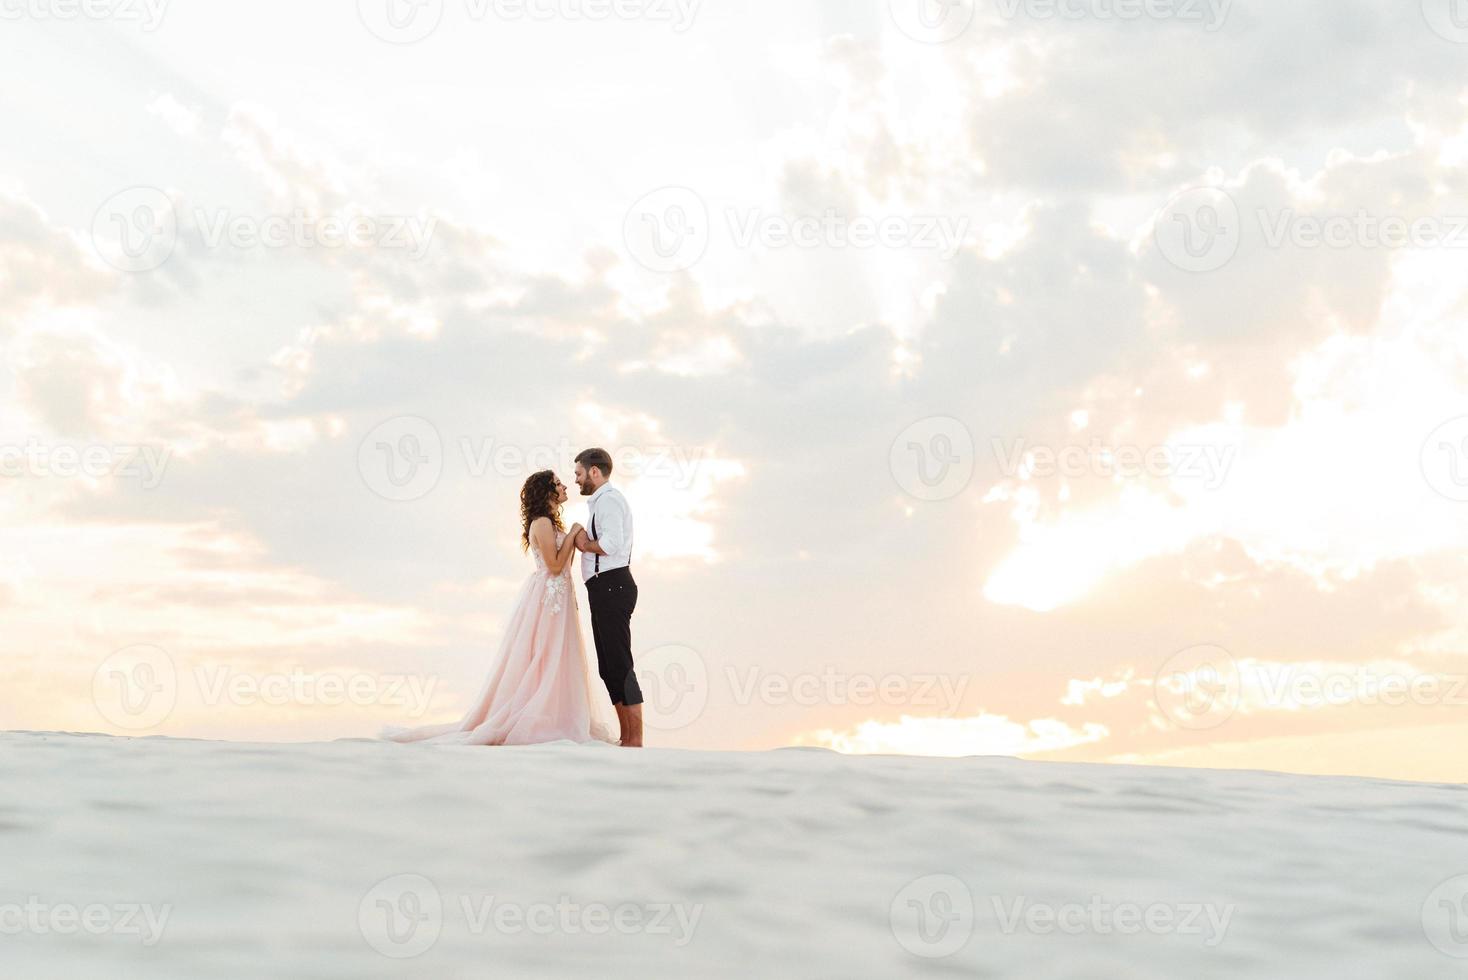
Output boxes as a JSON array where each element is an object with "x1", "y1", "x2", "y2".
[{"x1": 520, "y1": 470, "x2": 564, "y2": 551}]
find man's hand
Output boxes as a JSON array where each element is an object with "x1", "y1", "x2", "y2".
[{"x1": 574, "y1": 529, "x2": 592, "y2": 551}]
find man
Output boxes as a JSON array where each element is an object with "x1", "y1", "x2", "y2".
[{"x1": 572, "y1": 448, "x2": 643, "y2": 748}]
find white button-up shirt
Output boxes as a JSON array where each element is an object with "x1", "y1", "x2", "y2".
[{"x1": 582, "y1": 483, "x2": 634, "y2": 582}]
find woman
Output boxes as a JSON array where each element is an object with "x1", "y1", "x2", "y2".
[{"x1": 383, "y1": 471, "x2": 614, "y2": 746}]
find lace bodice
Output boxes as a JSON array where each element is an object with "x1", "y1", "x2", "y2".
[
  {"x1": 533, "y1": 531, "x2": 573, "y2": 615},
  {"x1": 531, "y1": 531, "x2": 569, "y2": 571}
]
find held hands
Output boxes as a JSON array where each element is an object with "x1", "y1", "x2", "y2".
[
  {"x1": 567, "y1": 523, "x2": 584, "y2": 546},
  {"x1": 573, "y1": 528, "x2": 592, "y2": 551}
]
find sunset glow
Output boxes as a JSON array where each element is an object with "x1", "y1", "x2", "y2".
[{"x1": 3, "y1": 1, "x2": 1467, "y2": 786}]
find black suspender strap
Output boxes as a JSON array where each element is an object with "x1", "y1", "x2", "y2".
[{"x1": 591, "y1": 510, "x2": 599, "y2": 575}]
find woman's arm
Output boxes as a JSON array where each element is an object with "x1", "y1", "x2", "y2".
[{"x1": 532, "y1": 519, "x2": 582, "y2": 575}]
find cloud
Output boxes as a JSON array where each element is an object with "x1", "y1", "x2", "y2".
[
  {"x1": 795, "y1": 713, "x2": 1110, "y2": 757},
  {"x1": 0, "y1": 192, "x2": 113, "y2": 325},
  {"x1": 12, "y1": 331, "x2": 140, "y2": 437},
  {"x1": 0, "y1": 4, "x2": 1465, "y2": 775},
  {"x1": 146, "y1": 93, "x2": 201, "y2": 138}
]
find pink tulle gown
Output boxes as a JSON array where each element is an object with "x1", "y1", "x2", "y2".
[{"x1": 383, "y1": 532, "x2": 615, "y2": 746}]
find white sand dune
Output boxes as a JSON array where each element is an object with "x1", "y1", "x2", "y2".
[{"x1": 3, "y1": 732, "x2": 1466, "y2": 978}]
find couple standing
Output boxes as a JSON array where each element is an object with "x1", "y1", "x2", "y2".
[{"x1": 384, "y1": 448, "x2": 643, "y2": 748}]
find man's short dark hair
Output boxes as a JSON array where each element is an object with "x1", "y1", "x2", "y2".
[{"x1": 576, "y1": 447, "x2": 613, "y2": 478}]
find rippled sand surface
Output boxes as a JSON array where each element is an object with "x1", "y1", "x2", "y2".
[{"x1": 3, "y1": 732, "x2": 1465, "y2": 978}]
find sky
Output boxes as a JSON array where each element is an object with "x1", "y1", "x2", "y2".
[{"x1": 1, "y1": 0, "x2": 1467, "y2": 783}]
